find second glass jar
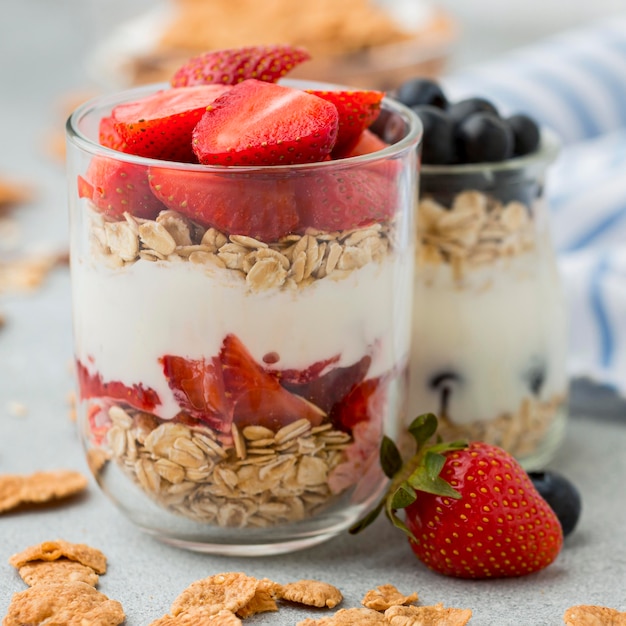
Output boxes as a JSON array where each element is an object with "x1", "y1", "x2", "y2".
[{"x1": 409, "y1": 131, "x2": 568, "y2": 469}]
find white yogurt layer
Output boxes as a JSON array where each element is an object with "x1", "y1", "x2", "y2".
[
  {"x1": 408, "y1": 251, "x2": 568, "y2": 425},
  {"x1": 72, "y1": 252, "x2": 413, "y2": 420}
]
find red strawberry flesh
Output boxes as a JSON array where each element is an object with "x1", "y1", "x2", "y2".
[
  {"x1": 78, "y1": 156, "x2": 165, "y2": 220},
  {"x1": 405, "y1": 441, "x2": 563, "y2": 579},
  {"x1": 191, "y1": 79, "x2": 339, "y2": 166},
  {"x1": 112, "y1": 84, "x2": 231, "y2": 162},
  {"x1": 171, "y1": 44, "x2": 311, "y2": 88},
  {"x1": 307, "y1": 89, "x2": 384, "y2": 155},
  {"x1": 148, "y1": 167, "x2": 299, "y2": 240},
  {"x1": 76, "y1": 359, "x2": 161, "y2": 412}
]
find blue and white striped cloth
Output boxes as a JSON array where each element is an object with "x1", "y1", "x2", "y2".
[{"x1": 443, "y1": 16, "x2": 626, "y2": 397}]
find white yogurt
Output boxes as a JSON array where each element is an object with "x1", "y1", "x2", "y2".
[
  {"x1": 72, "y1": 252, "x2": 413, "y2": 420},
  {"x1": 408, "y1": 250, "x2": 568, "y2": 425}
]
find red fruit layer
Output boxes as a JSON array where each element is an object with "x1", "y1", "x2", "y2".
[
  {"x1": 161, "y1": 334, "x2": 326, "y2": 432},
  {"x1": 75, "y1": 360, "x2": 161, "y2": 412},
  {"x1": 148, "y1": 167, "x2": 299, "y2": 241},
  {"x1": 171, "y1": 44, "x2": 311, "y2": 88},
  {"x1": 112, "y1": 84, "x2": 231, "y2": 162},
  {"x1": 306, "y1": 89, "x2": 384, "y2": 155},
  {"x1": 78, "y1": 157, "x2": 165, "y2": 220},
  {"x1": 191, "y1": 79, "x2": 339, "y2": 166}
]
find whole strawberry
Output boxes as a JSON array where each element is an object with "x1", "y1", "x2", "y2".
[{"x1": 350, "y1": 414, "x2": 563, "y2": 579}]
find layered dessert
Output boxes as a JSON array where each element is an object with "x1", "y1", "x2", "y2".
[
  {"x1": 392, "y1": 79, "x2": 568, "y2": 465},
  {"x1": 68, "y1": 46, "x2": 419, "y2": 536}
]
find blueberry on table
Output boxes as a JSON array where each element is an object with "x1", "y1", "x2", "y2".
[
  {"x1": 448, "y1": 97, "x2": 500, "y2": 125},
  {"x1": 508, "y1": 113, "x2": 541, "y2": 156},
  {"x1": 411, "y1": 105, "x2": 456, "y2": 165},
  {"x1": 456, "y1": 112, "x2": 514, "y2": 163},
  {"x1": 528, "y1": 470, "x2": 582, "y2": 537},
  {"x1": 394, "y1": 78, "x2": 448, "y2": 109}
]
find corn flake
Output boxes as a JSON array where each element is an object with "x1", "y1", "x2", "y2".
[
  {"x1": 0, "y1": 469, "x2": 87, "y2": 513},
  {"x1": 18, "y1": 558, "x2": 100, "y2": 587},
  {"x1": 362, "y1": 584, "x2": 418, "y2": 611},
  {"x1": 564, "y1": 605, "x2": 626, "y2": 625},
  {"x1": 237, "y1": 578, "x2": 282, "y2": 618},
  {"x1": 297, "y1": 607, "x2": 387, "y2": 625},
  {"x1": 3, "y1": 581, "x2": 124, "y2": 626},
  {"x1": 384, "y1": 603, "x2": 473, "y2": 626},
  {"x1": 9, "y1": 539, "x2": 107, "y2": 574},
  {"x1": 282, "y1": 579, "x2": 343, "y2": 608},
  {"x1": 170, "y1": 572, "x2": 258, "y2": 617}
]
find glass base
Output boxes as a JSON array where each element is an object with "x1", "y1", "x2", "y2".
[
  {"x1": 93, "y1": 458, "x2": 386, "y2": 556},
  {"x1": 516, "y1": 407, "x2": 567, "y2": 471}
]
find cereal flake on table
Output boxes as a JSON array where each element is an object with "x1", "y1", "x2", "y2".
[
  {"x1": 563, "y1": 604, "x2": 626, "y2": 625},
  {"x1": 0, "y1": 470, "x2": 88, "y2": 514},
  {"x1": 297, "y1": 607, "x2": 387, "y2": 625},
  {"x1": 281, "y1": 579, "x2": 343, "y2": 609},
  {"x1": 3, "y1": 581, "x2": 125, "y2": 626},
  {"x1": 384, "y1": 603, "x2": 473, "y2": 625},
  {"x1": 170, "y1": 572, "x2": 259, "y2": 618},
  {"x1": 9, "y1": 539, "x2": 107, "y2": 574},
  {"x1": 16, "y1": 558, "x2": 100, "y2": 587},
  {"x1": 361, "y1": 584, "x2": 419, "y2": 611}
]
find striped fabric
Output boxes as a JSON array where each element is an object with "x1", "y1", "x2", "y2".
[{"x1": 442, "y1": 17, "x2": 626, "y2": 396}]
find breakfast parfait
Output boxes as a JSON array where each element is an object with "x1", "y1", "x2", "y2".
[
  {"x1": 67, "y1": 45, "x2": 420, "y2": 551},
  {"x1": 393, "y1": 78, "x2": 568, "y2": 468}
]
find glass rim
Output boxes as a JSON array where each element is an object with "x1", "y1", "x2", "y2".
[
  {"x1": 420, "y1": 126, "x2": 561, "y2": 176},
  {"x1": 66, "y1": 79, "x2": 423, "y2": 172}
]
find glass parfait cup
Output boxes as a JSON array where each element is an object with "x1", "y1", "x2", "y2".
[
  {"x1": 408, "y1": 130, "x2": 568, "y2": 470},
  {"x1": 66, "y1": 83, "x2": 421, "y2": 555}
]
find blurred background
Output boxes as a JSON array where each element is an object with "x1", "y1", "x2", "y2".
[{"x1": 1, "y1": 0, "x2": 626, "y2": 402}]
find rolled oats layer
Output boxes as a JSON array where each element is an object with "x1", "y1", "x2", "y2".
[
  {"x1": 98, "y1": 405, "x2": 359, "y2": 527},
  {"x1": 436, "y1": 393, "x2": 566, "y2": 460},
  {"x1": 90, "y1": 209, "x2": 393, "y2": 292},
  {"x1": 417, "y1": 190, "x2": 536, "y2": 282}
]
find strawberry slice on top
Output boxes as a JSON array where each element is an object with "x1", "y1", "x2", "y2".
[
  {"x1": 191, "y1": 79, "x2": 339, "y2": 166},
  {"x1": 307, "y1": 89, "x2": 385, "y2": 156},
  {"x1": 111, "y1": 84, "x2": 231, "y2": 162},
  {"x1": 171, "y1": 44, "x2": 311, "y2": 88},
  {"x1": 148, "y1": 167, "x2": 299, "y2": 240}
]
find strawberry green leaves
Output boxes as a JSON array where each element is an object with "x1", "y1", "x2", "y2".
[{"x1": 350, "y1": 413, "x2": 466, "y2": 538}]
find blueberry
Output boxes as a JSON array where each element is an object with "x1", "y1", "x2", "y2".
[
  {"x1": 412, "y1": 105, "x2": 456, "y2": 165},
  {"x1": 523, "y1": 357, "x2": 547, "y2": 396},
  {"x1": 394, "y1": 78, "x2": 448, "y2": 109},
  {"x1": 528, "y1": 470, "x2": 582, "y2": 537},
  {"x1": 448, "y1": 97, "x2": 499, "y2": 125},
  {"x1": 456, "y1": 112, "x2": 514, "y2": 163},
  {"x1": 508, "y1": 113, "x2": 541, "y2": 156},
  {"x1": 428, "y1": 371, "x2": 463, "y2": 417}
]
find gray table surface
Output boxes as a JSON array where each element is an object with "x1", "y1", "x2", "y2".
[{"x1": 2, "y1": 2, "x2": 626, "y2": 625}]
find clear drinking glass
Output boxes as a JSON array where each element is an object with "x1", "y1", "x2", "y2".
[
  {"x1": 66, "y1": 83, "x2": 421, "y2": 555},
  {"x1": 409, "y1": 130, "x2": 568, "y2": 470}
]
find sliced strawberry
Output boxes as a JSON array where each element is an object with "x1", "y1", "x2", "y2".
[
  {"x1": 161, "y1": 335, "x2": 326, "y2": 432},
  {"x1": 171, "y1": 44, "x2": 311, "y2": 87},
  {"x1": 191, "y1": 79, "x2": 338, "y2": 166},
  {"x1": 296, "y1": 162, "x2": 398, "y2": 231},
  {"x1": 219, "y1": 334, "x2": 325, "y2": 430},
  {"x1": 330, "y1": 376, "x2": 387, "y2": 431},
  {"x1": 78, "y1": 156, "x2": 165, "y2": 220},
  {"x1": 283, "y1": 356, "x2": 371, "y2": 415},
  {"x1": 98, "y1": 115, "x2": 127, "y2": 151},
  {"x1": 338, "y1": 129, "x2": 390, "y2": 159},
  {"x1": 112, "y1": 84, "x2": 231, "y2": 162},
  {"x1": 161, "y1": 354, "x2": 230, "y2": 432},
  {"x1": 307, "y1": 89, "x2": 384, "y2": 155},
  {"x1": 148, "y1": 167, "x2": 299, "y2": 240},
  {"x1": 269, "y1": 354, "x2": 341, "y2": 385},
  {"x1": 75, "y1": 359, "x2": 161, "y2": 412}
]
